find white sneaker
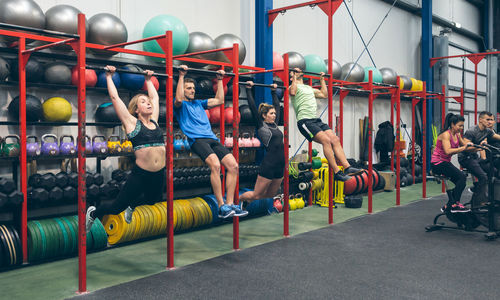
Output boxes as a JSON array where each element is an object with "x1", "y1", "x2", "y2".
[
  {"x1": 124, "y1": 206, "x2": 134, "y2": 224},
  {"x1": 86, "y1": 206, "x2": 96, "y2": 233}
]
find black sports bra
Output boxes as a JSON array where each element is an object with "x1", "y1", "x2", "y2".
[{"x1": 127, "y1": 119, "x2": 164, "y2": 151}]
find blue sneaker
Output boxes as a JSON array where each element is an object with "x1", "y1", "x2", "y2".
[
  {"x1": 218, "y1": 204, "x2": 235, "y2": 219},
  {"x1": 231, "y1": 203, "x2": 248, "y2": 217}
]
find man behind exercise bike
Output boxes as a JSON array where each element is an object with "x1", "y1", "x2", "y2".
[{"x1": 459, "y1": 111, "x2": 500, "y2": 205}]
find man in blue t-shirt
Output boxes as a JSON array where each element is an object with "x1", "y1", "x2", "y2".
[{"x1": 174, "y1": 65, "x2": 247, "y2": 218}]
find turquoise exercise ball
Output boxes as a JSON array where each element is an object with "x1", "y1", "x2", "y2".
[
  {"x1": 363, "y1": 67, "x2": 383, "y2": 83},
  {"x1": 143, "y1": 15, "x2": 189, "y2": 56},
  {"x1": 304, "y1": 54, "x2": 327, "y2": 74}
]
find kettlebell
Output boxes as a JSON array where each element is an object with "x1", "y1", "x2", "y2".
[
  {"x1": 59, "y1": 135, "x2": 76, "y2": 155},
  {"x1": 41, "y1": 134, "x2": 59, "y2": 156},
  {"x1": 273, "y1": 198, "x2": 283, "y2": 213},
  {"x1": 107, "y1": 135, "x2": 122, "y2": 154},
  {"x1": 183, "y1": 136, "x2": 190, "y2": 151},
  {"x1": 85, "y1": 135, "x2": 93, "y2": 154},
  {"x1": 26, "y1": 135, "x2": 41, "y2": 157},
  {"x1": 289, "y1": 196, "x2": 297, "y2": 210},
  {"x1": 251, "y1": 134, "x2": 261, "y2": 147},
  {"x1": 1, "y1": 135, "x2": 20, "y2": 157},
  {"x1": 92, "y1": 135, "x2": 108, "y2": 155},
  {"x1": 173, "y1": 134, "x2": 184, "y2": 151},
  {"x1": 295, "y1": 193, "x2": 305, "y2": 209},
  {"x1": 224, "y1": 134, "x2": 233, "y2": 148},
  {"x1": 121, "y1": 138, "x2": 133, "y2": 153},
  {"x1": 242, "y1": 133, "x2": 252, "y2": 147}
]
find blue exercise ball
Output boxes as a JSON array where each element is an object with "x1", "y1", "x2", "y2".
[
  {"x1": 96, "y1": 71, "x2": 121, "y2": 88},
  {"x1": 120, "y1": 65, "x2": 144, "y2": 90}
]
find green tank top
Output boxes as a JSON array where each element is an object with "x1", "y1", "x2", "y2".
[{"x1": 291, "y1": 84, "x2": 317, "y2": 121}]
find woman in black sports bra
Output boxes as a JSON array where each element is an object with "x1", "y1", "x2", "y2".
[
  {"x1": 86, "y1": 65, "x2": 165, "y2": 232},
  {"x1": 240, "y1": 81, "x2": 285, "y2": 203}
]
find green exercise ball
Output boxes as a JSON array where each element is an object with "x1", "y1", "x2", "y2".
[
  {"x1": 363, "y1": 67, "x2": 383, "y2": 83},
  {"x1": 142, "y1": 15, "x2": 189, "y2": 57},
  {"x1": 304, "y1": 54, "x2": 327, "y2": 74}
]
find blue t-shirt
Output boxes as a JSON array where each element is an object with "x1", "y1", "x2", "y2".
[{"x1": 174, "y1": 99, "x2": 217, "y2": 144}]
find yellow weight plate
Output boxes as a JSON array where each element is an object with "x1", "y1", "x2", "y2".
[
  {"x1": 135, "y1": 207, "x2": 147, "y2": 239},
  {"x1": 142, "y1": 205, "x2": 154, "y2": 237},
  {"x1": 148, "y1": 205, "x2": 160, "y2": 236},
  {"x1": 152, "y1": 205, "x2": 164, "y2": 236},
  {"x1": 136, "y1": 206, "x2": 150, "y2": 238},
  {"x1": 198, "y1": 198, "x2": 213, "y2": 225},
  {"x1": 102, "y1": 214, "x2": 126, "y2": 245},
  {"x1": 174, "y1": 201, "x2": 186, "y2": 231},
  {"x1": 129, "y1": 208, "x2": 141, "y2": 241},
  {"x1": 180, "y1": 200, "x2": 196, "y2": 228},
  {"x1": 172, "y1": 201, "x2": 181, "y2": 232},
  {"x1": 178, "y1": 200, "x2": 191, "y2": 230},
  {"x1": 191, "y1": 198, "x2": 205, "y2": 227},
  {"x1": 154, "y1": 203, "x2": 167, "y2": 235}
]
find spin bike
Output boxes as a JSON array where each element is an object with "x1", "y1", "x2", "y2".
[{"x1": 425, "y1": 143, "x2": 500, "y2": 240}]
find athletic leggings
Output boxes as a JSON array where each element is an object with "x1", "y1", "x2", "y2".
[
  {"x1": 94, "y1": 165, "x2": 165, "y2": 219},
  {"x1": 431, "y1": 161, "x2": 466, "y2": 205}
]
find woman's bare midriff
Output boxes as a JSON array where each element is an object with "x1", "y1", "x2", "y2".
[{"x1": 134, "y1": 146, "x2": 166, "y2": 172}]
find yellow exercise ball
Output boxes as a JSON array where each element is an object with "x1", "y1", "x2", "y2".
[{"x1": 43, "y1": 97, "x2": 72, "y2": 122}]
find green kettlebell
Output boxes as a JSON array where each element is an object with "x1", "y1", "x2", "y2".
[{"x1": 2, "y1": 135, "x2": 20, "y2": 157}]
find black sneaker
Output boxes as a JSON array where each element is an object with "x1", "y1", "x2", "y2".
[
  {"x1": 450, "y1": 202, "x2": 470, "y2": 213},
  {"x1": 440, "y1": 205, "x2": 448, "y2": 213},
  {"x1": 334, "y1": 171, "x2": 351, "y2": 182},
  {"x1": 343, "y1": 166, "x2": 363, "y2": 176}
]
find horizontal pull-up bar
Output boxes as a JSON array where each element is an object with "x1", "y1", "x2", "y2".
[
  {"x1": 173, "y1": 47, "x2": 234, "y2": 59},
  {"x1": 86, "y1": 65, "x2": 169, "y2": 78},
  {"x1": 0, "y1": 22, "x2": 80, "y2": 39},
  {"x1": 172, "y1": 66, "x2": 235, "y2": 77},
  {"x1": 239, "y1": 68, "x2": 280, "y2": 76},
  {"x1": 294, "y1": 70, "x2": 330, "y2": 77},
  {"x1": 103, "y1": 34, "x2": 167, "y2": 50},
  {"x1": 23, "y1": 38, "x2": 78, "y2": 54},
  {"x1": 239, "y1": 82, "x2": 286, "y2": 89}
]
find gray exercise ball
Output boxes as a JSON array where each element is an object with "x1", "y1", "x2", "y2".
[
  {"x1": 379, "y1": 67, "x2": 398, "y2": 85},
  {"x1": 214, "y1": 34, "x2": 246, "y2": 64},
  {"x1": 400, "y1": 75, "x2": 412, "y2": 90},
  {"x1": 0, "y1": 57, "x2": 10, "y2": 81},
  {"x1": 0, "y1": 0, "x2": 46, "y2": 43},
  {"x1": 185, "y1": 32, "x2": 216, "y2": 68},
  {"x1": 45, "y1": 5, "x2": 88, "y2": 52},
  {"x1": 44, "y1": 62, "x2": 71, "y2": 85},
  {"x1": 88, "y1": 13, "x2": 128, "y2": 57},
  {"x1": 284, "y1": 52, "x2": 306, "y2": 71},
  {"x1": 340, "y1": 62, "x2": 364, "y2": 82},
  {"x1": 324, "y1": 59, "x2": 342, "y2": 79}
]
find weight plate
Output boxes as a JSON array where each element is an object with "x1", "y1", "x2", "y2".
[
  {"x1": 39, "y1": 220, "x2": 56, "y2": 258},
  {"x1": 102, "y1": 214, "x2": 126, "y2": 245},
  {"x1": 60, "y1": 217, "x2": 76, "y2": 254},
  {"x1": 155, "y1": 202, "x2": 168, "y2": 234},
  {"x1": 3, "y1": 225, "x2": 19, "y2": 265},
  {"x1": 0, "y1": 227, "x2": 12, "y2": 266},
  {"x1": 0, "y1": 225, "x2": 14, "y2": 266},
  {"x1": 6, "y1": 225, "x2": 22, "y2": 265},
  {"x1": 54, "y1": 218, "x2": 69, "y2": 256},
  {"x1": 91, "y1": 218, "x2": 107, "y2": 249},
  {"x1": 27, "y1": 222, "x2": 40, "y2": 262},
  {"x1": 135, "y1": 207, "x2": 147, "y2": 239},
  {"x1": 32, "y1": 221, "x2": 46, "y2": 261},
  {"x1": 150, "y1": 205, "x2": 163, "y2": 236},
  {"x1": 142, "y1": 206, "x2": 154, "y2": 237}
]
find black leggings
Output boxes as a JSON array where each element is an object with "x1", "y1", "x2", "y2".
[
  {"x1": 431, "y1": 162, "x2": 466, "y2": 205},
  {"x1": 94, "y1": 165, "x2": 165, "y2": 219}
]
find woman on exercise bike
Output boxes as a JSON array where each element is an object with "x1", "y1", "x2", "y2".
[{"x1": 431, "y1": 113, "x2": 473, "y2": 213}]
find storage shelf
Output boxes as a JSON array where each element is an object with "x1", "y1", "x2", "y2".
[{"x1": 0, "y1": 152, "x2": 134, "y2": 161}]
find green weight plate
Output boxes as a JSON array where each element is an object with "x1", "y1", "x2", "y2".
[
  {"x1": 72, "y1": 215, "x2": 93, "y2": 250},
  {"x1": 93, "y1": 218, "x2": 108, "y2": 249},
  {"x1": 54, "y1": 218, "x2": 69, "y2": 256},
  {"x1": 27, "y1": 222, "x2": 40, "y2": 262},
  {"x1": 49, "y1": 219, "x2": 64, "y2": 257},
  {"x1": 32, "y1": 221, "x2": 46, "y2": 261},
  {"x1": 60, "y1": 217, "x2": 76, "y2": 255},
  {"x1": 39, "y1": 220, "x2": 56, "y2": 259}
]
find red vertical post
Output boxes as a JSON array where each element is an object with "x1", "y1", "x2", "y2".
[
  {"x1": 283, "y1": 54, "x2": 290, "y2": 237},
  {"x1": 339, "y1": 91, "x2": 345, "y2": 146},
  {"x1": 390, "y1": 94, "x2": 395, "y2": 172},
  {"x1": 232, "y1": 44, "x2": 240, "y2": 251},
  {"x1": 76, "y1": 14, "x2": 87, "y2": 294},
  {"x1": 165, "y1": 31, "x2": 174, "y2": 270},
  {"x1": 17, "y1": 38, "x2": 28, "y2": 263},
  {"x1": 474, "y1": 63, "x2": 478, "y2": 124},
  {"x1": 395, "y1": 83, "x2": 401, "y2": 206},
  {"x1": 308, "y1": 141, "x2": 313, "y2": 206},
  {"x1": 220, "y1": 68, "x2": 226, "y2": 197},
  {"x1": 327, "y1": 8, "x2": 334, "y2": 225},
  {"x1": 411, "y1": 98, "x2": 416, "y2": 190},
  {"x1": 422, "y1": 83, "x2": 427, "y2": 199},
  {"x1": 367, "y1": 71, "x2": 373, "y2": 214}
]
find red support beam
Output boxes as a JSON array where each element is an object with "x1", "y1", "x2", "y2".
[
  {"x1": 283, "y1": 54, "x2": 290, "y2": 237},
  {"x1": 232, "y1": 43, "x2": 240, "y2": 251},
  {"x1": 422, "y1": 84, "x2": 427, "y2": 199},
  {"x1": 395, "y1": 83, "x2": 401, "y2": 206},
  {"x1": 367, "y1": 71, "x2": 373, "y2": 214}
]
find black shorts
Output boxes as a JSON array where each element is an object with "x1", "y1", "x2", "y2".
[
  {"x1": 259, "y1": 156, "x2": 285, "y2": 179},
  {"x1": 297, "y1": 118, "x2": 331, "y2": 142},
  {"x1": 191, "y1": 138, "x2": 231, "y2": 162}
]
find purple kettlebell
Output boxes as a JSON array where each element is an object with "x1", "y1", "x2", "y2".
[
  {"x1": 92, "y1": 135, "x2": 108, "y2": 155},
  {"x1": 85, "y1": 135, "x2": 93, "y2": 154},
  {"x1": 26, "y1": 135, "x2": 41, "y2": 157},
  {"x1": 41, "y1": 134, "x2": 59, "y2": 156},
  {"x1": 59, "y1": 135, "x2": 76, "y2": 155}
]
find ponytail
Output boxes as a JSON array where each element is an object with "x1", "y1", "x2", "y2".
[
  {"x1": 441, "y1": 113, "x2": 464, "y2": 134},
  {"x1": 258, "y1": 103, "x2": 274, "y2": 120}
]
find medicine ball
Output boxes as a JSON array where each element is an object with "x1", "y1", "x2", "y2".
[
  {"x1": 142, "y1": 75, "x2": 159, "y2": 91},
  {"x1": 8, "y1": 94, "x2": 43, "y2": 122},
  {"x1": 71, "y1": 66, "x2": 97, "y2": 87},
  {"x1": 42, "y1": 97, "x2": 72, "y2": 122},
  {"x1": 96, "y1": 71, "x2": 120, "y2": 88},
  {"x1": 0, "y1": 57, "x2": 10, "y2": 81},
  {"x1": 197, "y1": 79, "x2": 213, "y2": 95},
  {"x1": 10, "y1": 57, "x2": 44, "y2": 82},
  {"x1": 344, "y1": 195, "x2": 363, "y2": 208},
  {"x1": 120, "y1": 64, "x2": 144, "y2": 90},
  {"x1": 44, "y1": 62, "x2": 71, "y2": 85},
  {"x1": 159, "y1": 77, "x2": 177, "y2": 93},
  {"x1": 95, "y1": 102, "x2": 119, "y2": 123}
]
